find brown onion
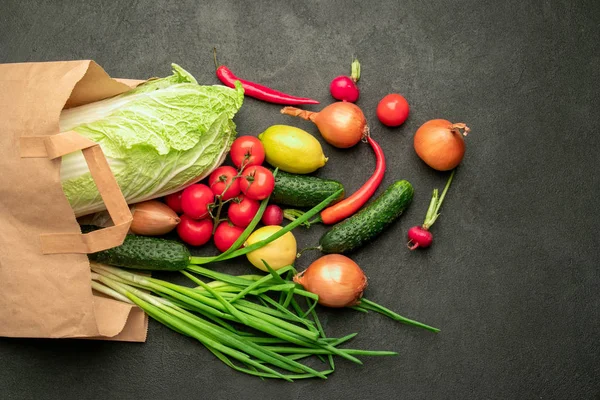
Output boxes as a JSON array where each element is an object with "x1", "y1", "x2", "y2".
[
  {"x1": 130, "y1": 200, "x2": 180, "y2": 236},
  {"x1": 413, "y1": 119, "x2": 470, "y2": 171},
  {"x1": 281, "y1": 102, "x2": 368, "y2": 148},
  {"x1": 293, "y1": 254, "x2": 367, "y2": 308}
]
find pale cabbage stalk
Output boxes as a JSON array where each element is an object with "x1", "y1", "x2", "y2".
[{"x1": 59, "y1": 64, "x2": 244, "y2": 217}]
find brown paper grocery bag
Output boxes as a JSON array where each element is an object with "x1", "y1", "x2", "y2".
[{"x1": 0, "y1": 60, "x2": 148, "y2": 341}]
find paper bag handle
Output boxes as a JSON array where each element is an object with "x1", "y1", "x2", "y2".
[{"x1": 20, "y1": 130, "x2": 132, "y2": 254}]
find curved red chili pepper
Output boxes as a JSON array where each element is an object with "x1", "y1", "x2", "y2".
[
  {"x1": 216, "y1": 65, "x2": 319, "y2": 105},
  {"x1": 320, "y1": 136, "x2": 386, "y2": 224}
]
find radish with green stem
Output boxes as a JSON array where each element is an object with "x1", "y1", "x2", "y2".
[
  {"x1": 407, "y1": 170, "x2": 456, "y2": 250},
  {"x1": 330, "y1": 58, "x2": 361, "y2": 103}
]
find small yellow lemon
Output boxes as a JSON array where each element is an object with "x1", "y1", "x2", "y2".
[
  {"x1": 244, "y1": 225, "x2": 297, "y2": 271},
  {"x1": 258, "y1": 125, "x2": 328, "y2": 174}
]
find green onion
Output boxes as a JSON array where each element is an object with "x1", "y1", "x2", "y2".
[
  {"x1": 91, "y1": 264, "x2": 397, "y2": 380},
  {"x1": 356, "y1": 298, "x2": 440, "y2": 333},
  {"x1": 95, "y1": 273, "x2": 293, "y2": 380}
]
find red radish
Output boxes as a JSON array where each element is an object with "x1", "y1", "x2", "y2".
[
  {"x1": 261, "y1": 204, "x2": 283, "y2": 225},
  {"x1": 330, "y1": 58, "x2": 360, "y2": 103},
  {"x1": 281, "y1": 102, "x2": 368, "y2": 148},
  {"x1": 330, "y1": 77, "x2": 359, "y2": 103},
  {"x1": 407, "y1": 170, "x2": 455, "y2": 250},
  {"x1": 414, "y1": 119, "x2": 470, "y2": 171},
  {"x1": 407, "y1": 226, "x2": 433, "y2": 249}
]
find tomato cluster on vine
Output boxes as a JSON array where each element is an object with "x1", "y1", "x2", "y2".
[{"x1": 163, "y1": 136, "x2": 282, "y2": 250}]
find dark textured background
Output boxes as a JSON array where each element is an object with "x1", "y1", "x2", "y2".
[{"x1": 1, "y1": 0, "x2": 599, "y2": 399}]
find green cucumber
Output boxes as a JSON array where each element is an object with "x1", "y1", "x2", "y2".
[
  {"x1": 270, "y1": 170, "x2": 345, "y2": 207},
  {"x1": 83, "y1": 226, "x2": 190, "y2": 271},
  {"x1": 319, "y1": 180, "x2": 414, "y2": 254}
]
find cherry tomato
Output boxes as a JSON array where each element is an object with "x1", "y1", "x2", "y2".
[
  {"x1": 261, "y1": 204, "x2": 283, "y2": 225},
  {"x1": 230, "y1": 136, "x2": 265, "y2": 168},
  {"x1": 213, "y1": 221, "x2": 244, "y2": 253},
  {"x1": 208, "y1": 166, "x2": 240, "y2": 200},
  {"x1": 228, "y1": 195, "x2": 260, "y2": 228},
  {"x1": 181, "y1": 184, "x2": 214, "y2": 219},
  {"x1": 376, "y1": 94, "x2": 410, "y2": 127},
  {"x1": 239, "y1": 166, "x2": 274, "y2": 201},
  {"x1": 164, "y1": 191, "x2": 183, "y2": 214},
  {"x1": 177, "y1": 215, "x2": 213, "y2": 246}
]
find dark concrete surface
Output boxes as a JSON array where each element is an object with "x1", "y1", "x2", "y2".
[{"x1": 1, "y1": 1, "x2": 599, "y2": 399}]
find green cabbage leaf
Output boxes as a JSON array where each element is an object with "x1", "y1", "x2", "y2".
[{"x1": 59, "y1": 64, "x2": 243, "y2": 216}]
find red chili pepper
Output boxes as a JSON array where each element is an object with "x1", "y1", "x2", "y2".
[
  {"x1": 320, "y1": 136, "x2": 386, "y2": 224},
  {"x1": 216, "y1": 65, "x2": 319, "y2": 106}
]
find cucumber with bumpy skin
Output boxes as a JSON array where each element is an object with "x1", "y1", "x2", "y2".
[
  {"x1": 83, "y1": 226, "x2": 190, "y2": 271},
  {"x1": 270, "y1": 169, "x2": 345, "y2": 208},
  {"x1": 319, "y1": 180, "x2": 414, "y2": 254}
]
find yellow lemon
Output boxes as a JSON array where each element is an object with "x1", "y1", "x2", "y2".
[
  {"x1": 258, "y1": 125, "x2": 328, "y2": 174},
  {"x1": 244, "y1": 225, "x2": 297, "y2": 271}
]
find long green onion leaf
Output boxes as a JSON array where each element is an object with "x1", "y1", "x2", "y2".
[
  {"x1": 160, "y1": 301, "x2": 327, "y2": 378},
  {"x1": 310, "y1": 304, "x2": 335, "y2": 370},
  {"x1": 228, "y1": 265, "x2": 295, "y2": 303},
  {"x1": 96, "y1": 275, "x2": 292, "y2": 380},
  {"x1": 186, "y1": 265, "x2": 260, "y2": 286},
  {"x1": 189, "y1": 188, "x2": 343, "y2": 264},
  {"x1": 359, "y1": 298, "x2": 440, "y2": 333},
  {"x1": 262, "y1": 346, "x2": 397, "y2": 356},
  {"x1": 192, "y1": 276, "x2": 250, "y2": 325}
]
